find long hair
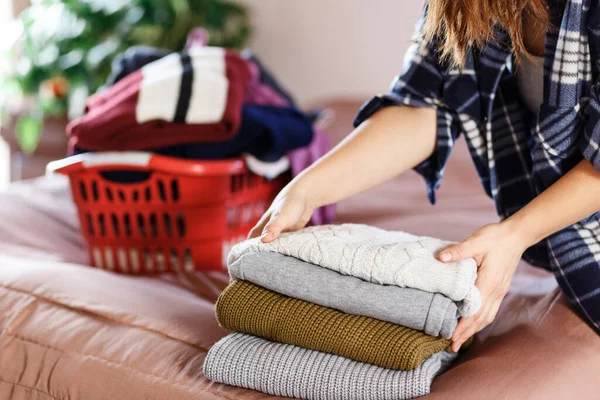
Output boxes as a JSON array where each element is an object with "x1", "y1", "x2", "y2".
[{"x1": 421, "y1": 0, "x2": 550, "y2": 68}]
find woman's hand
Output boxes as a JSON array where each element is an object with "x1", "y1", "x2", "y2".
[
  {"x1": 438, "y1": 222, "x2": 527, "y2": 352},
  {"x1": 248, "y1": 184, "x2": 316, "y2": 243}
]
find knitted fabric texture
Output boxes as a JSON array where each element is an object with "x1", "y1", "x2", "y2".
[
  {"x1": 229, "y1": 252, "x2": 458, "y2": 338},
  {"x1": 203, "y1": 333, "x2": 457, "y2": 400},
  {"x1": 228, "y1": 224, "x2": 481, "y2": 316},
  {"x1": 216, "y1": 280, "x2": 452, "y2": 370}
]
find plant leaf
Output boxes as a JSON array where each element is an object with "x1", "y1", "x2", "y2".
[{"x1": 15, "y1": 115, "x2": 43, "y2": 154}]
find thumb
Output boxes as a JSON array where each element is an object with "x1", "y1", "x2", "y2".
[
  {"x1": 439, "y1": 241, "x2": 474, "y2": 263},
  {"x1": 260, "y1": 212, "x2": 288, "y2": 243}
]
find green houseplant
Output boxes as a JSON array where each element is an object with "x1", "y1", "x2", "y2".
[{"x1": 0, "y1": 0, "x2": 251, "y2": 154}]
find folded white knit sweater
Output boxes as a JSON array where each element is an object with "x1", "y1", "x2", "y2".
[{"x1": 229, "y1": 224, "x2": 481, "y2": 316}]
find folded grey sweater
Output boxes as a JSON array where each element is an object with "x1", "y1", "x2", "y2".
[
  {"x1": 228, "y1": 224, "x2": 481, "y2": 316},
  {"x1": 229, "y1": 252, "x2": 458, "y2": 338},
  {"x1": 203, "y1": 333, "x2": 456, "y2": 400}
]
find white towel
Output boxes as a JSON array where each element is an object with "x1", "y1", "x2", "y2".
[{"x1": 229, "y1": 224, "x2": 481, "y2": 316}]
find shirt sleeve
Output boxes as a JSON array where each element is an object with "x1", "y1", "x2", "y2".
[
  {"x1": 581, "y1": 5, "x2": 600, "y2": 171},
  {"x1": 353, "y1": 3, "x2": 462, "y2": 204},
  {"x1": 581, "y1": 87, "x2": 600, "y2": 170}
]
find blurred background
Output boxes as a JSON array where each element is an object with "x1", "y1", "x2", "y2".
[{"x1": 0, "y1": 0, "x2": 421, "y2": 185}]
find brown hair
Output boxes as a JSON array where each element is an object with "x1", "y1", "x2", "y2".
[{"x1": 422, "y1": 0, "x2": 549, "y2": 68}]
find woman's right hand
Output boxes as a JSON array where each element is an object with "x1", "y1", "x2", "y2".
[{"x1": 248, "y1": 184, "x2": 316, "y2": 243}]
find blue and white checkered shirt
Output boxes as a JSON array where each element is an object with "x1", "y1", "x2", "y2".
[{"x1": 355, "y1": 0, "x2": 600, "y2": 329}]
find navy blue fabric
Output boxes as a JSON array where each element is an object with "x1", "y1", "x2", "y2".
[
  {"x1": 156, "y1": 105, "x2": 314, "y2": 161},
  {"x1": 104, "y1": 46, "x2": 170, "y2": 87},
  {"x1": 354, "y1": 0, "x2": 600, "y2": 330}
]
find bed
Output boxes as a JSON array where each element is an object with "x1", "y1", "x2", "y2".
[{"x1": 0, "y1": 101, "x2": 598, "y2": 400}]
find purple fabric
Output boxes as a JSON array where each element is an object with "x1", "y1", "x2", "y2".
[
  {"x1": 244, "y1": 61, "x2": 291, "y2": 107},
  {"x1": 185, "y1": 28, "x2": 209, "y2": 49},
  {"x1": 288, "y1": 129, "x2": 335, "y2": 225}
]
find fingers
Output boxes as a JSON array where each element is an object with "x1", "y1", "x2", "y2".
[
  {"x1": 439, "y1": 240, "x2": 474, "y2": 263},
  {"x1": 260, "y1": 214, "x2": 285, "y2": 243},
  {"x1": 452, "y1": 301, "x2": 492, "y2": 351},
  {"x1": 451, "y1": 315, "x2": 475, "y2": 352},
  {"x1": 248, "y1": 212, "x2": 272, "y2": 240},
  {"x1": 451, "y1": 296, "x2": 504, "y2": 352}
]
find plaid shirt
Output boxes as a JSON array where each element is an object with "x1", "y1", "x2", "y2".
[{"x1": 355, "y1": 0, "x2": 600, "y2": 329}]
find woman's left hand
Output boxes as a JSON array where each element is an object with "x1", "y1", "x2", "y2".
[{"x1": 438, "y1": 222, "x2": 527, "y2": 352}]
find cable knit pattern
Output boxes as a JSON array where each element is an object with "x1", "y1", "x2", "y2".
[
  {"x1": 216, "y1": 280, "x2": 452, "y2": 370},
  {"x1": 228, "y1": 224, "x2": 481, "y2": 316},
  {"x1": 203, "y1": 333, "x2": 457, "y2": 400}
]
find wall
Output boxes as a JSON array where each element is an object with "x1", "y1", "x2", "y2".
[{"x1": 236, "y1": 0, "x2": 422, "y2": 106}]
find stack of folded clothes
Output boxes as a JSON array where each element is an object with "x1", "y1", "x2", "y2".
[
  {"x1": 66, "y1": 33, "x2": 335, "y2": 225},
  {"x1": 203, "y1": 224, "x2": 480, "y2": 400}
]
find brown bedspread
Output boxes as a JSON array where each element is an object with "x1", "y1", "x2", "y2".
[{"x1": 0, "y1": 101, "x2": 598, "y2": 400}]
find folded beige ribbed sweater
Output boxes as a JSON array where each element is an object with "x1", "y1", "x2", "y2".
[{"x1": 229, "y1": 224, "x2": 481, "y2": 316}]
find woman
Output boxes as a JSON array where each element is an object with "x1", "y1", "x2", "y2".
[{"x1": 250, "y1": 0, "x2": 600, "y2": 351}]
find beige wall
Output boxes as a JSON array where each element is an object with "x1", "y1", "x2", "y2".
[
  {"x1": 236, "y1": 0, "x2": 422, "y2": 106},
  {"x1": 9, "y1": 0, "x2": 28, "y2": 17}
]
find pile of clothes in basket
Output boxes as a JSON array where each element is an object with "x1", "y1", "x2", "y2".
[
  {"x1": 66, "y1": 30, "x2": 334, "y2": 225},
  {"x1": 204, "y1": 224, "x2": 480, "y2": 400}
]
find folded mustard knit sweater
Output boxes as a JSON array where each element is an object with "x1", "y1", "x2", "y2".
[{"x1": 216, "y1": 280, "x2": 452, "y2": 370}]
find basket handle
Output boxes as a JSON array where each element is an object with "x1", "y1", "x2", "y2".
[
  {"x1": 47, "y1": 152, "x2": 152, "y2": 175},
  {"x1": 47, "y1": 151, "x2": 248, "y2": 176}
]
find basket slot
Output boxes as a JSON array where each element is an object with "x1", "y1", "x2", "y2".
[
  {"x1": 242, "y1": 204, "x2": 253, "y2": 225},
  {"x1": 104, "y1": 247, "x2": 115, "y2": 270},
  {"x1": 176, "y1": 213, "x2": 186, "y2": 237},
  {"x1": 129, "y1": 249, "x2": 140, "y2": 273},
  {"x1": 79, "y1": 181, "x2": 88, "y2": 202},
  {"x1": 171, "y1": 179, "x2": 180, "y2": 202},
  {"x1": 91, "y1": 180, "x2": 99, "y2": 202},
  {"x1": 93, "y1": 247, "x2": 103, "y2": 269},
  {"x1": 98, "y1": 214, "x2": 106, "y2": 236},
  {"x1": 183, "y1": 247, "x2": 194, "y2": 272},
  {"x1": 235, "y1": 175, "x2": 241, "y2": 193},
  {"x1": 163, "y1": 214, "x2": 173, "y2": 238},
  {"x1": 105, "y1": 187, "x2": 113, "y2": 202},
  {"x1": 149, "y1": 213, "x2": 158, "y2": 237},
  {"x1": 111, "y1": 214, "x2": 120, "y2": 237},
  {"x1": 132, "y1": 190, "x2": 139, "y2": 202},
  {"x1": 169, "y1": 248, "x2": 179, "y2": 270},
  {"x1": 118, "y1": 190, "x2": 126, "y2": 202},
  {"x1": 227, "y1": 206, "x2": 240, "y2": 228},
  {"x1": 157, "y1": 180, "x2": 166, "y2": 202},
  {"x1": 229, "y1": 175, "x2": 237, "y2": 193},
  {"x1": 86, "y1": 213, "x2": 95, "y2": 237},
  {"x1": 116, "y1": 247, "x2": 128, "y2": 272},
  {"x1": 124, "y1": 214, "x2": 132, "y2": 237},
  {"x1": 143, "y1": 248, "x2": 153, "y2": 272},
  {"x1": 156, "y1": 248, "x2": 166, "y2": 272},
  {"x1": 137, "y1": 214, "x2": 146, "y2": 237},
  {"x1": 144, "y1": 187, "x2": 152, "y2": 202}
]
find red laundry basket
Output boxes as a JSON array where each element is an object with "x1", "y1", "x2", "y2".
[{"x1": 47, "y1": 152, "x2": 287, "y2": 274}]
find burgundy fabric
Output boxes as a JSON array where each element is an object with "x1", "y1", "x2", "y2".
[
  {"x1": 0, "y1": 101, "x2": 598, "y2": 399},
  {"x1": 66, "y1": 51, "x2": 251, "y2": 153}
]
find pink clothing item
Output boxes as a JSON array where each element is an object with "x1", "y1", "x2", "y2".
[
  {"x1": 185, "y1": 27, "x2": 209, "y2": 49},
  {"x1": 243, "y1": 61, "x2": 291, "y2": 108},
  {"x1": 288, "y1": 129, "x2": 335, "y2": 225}
]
